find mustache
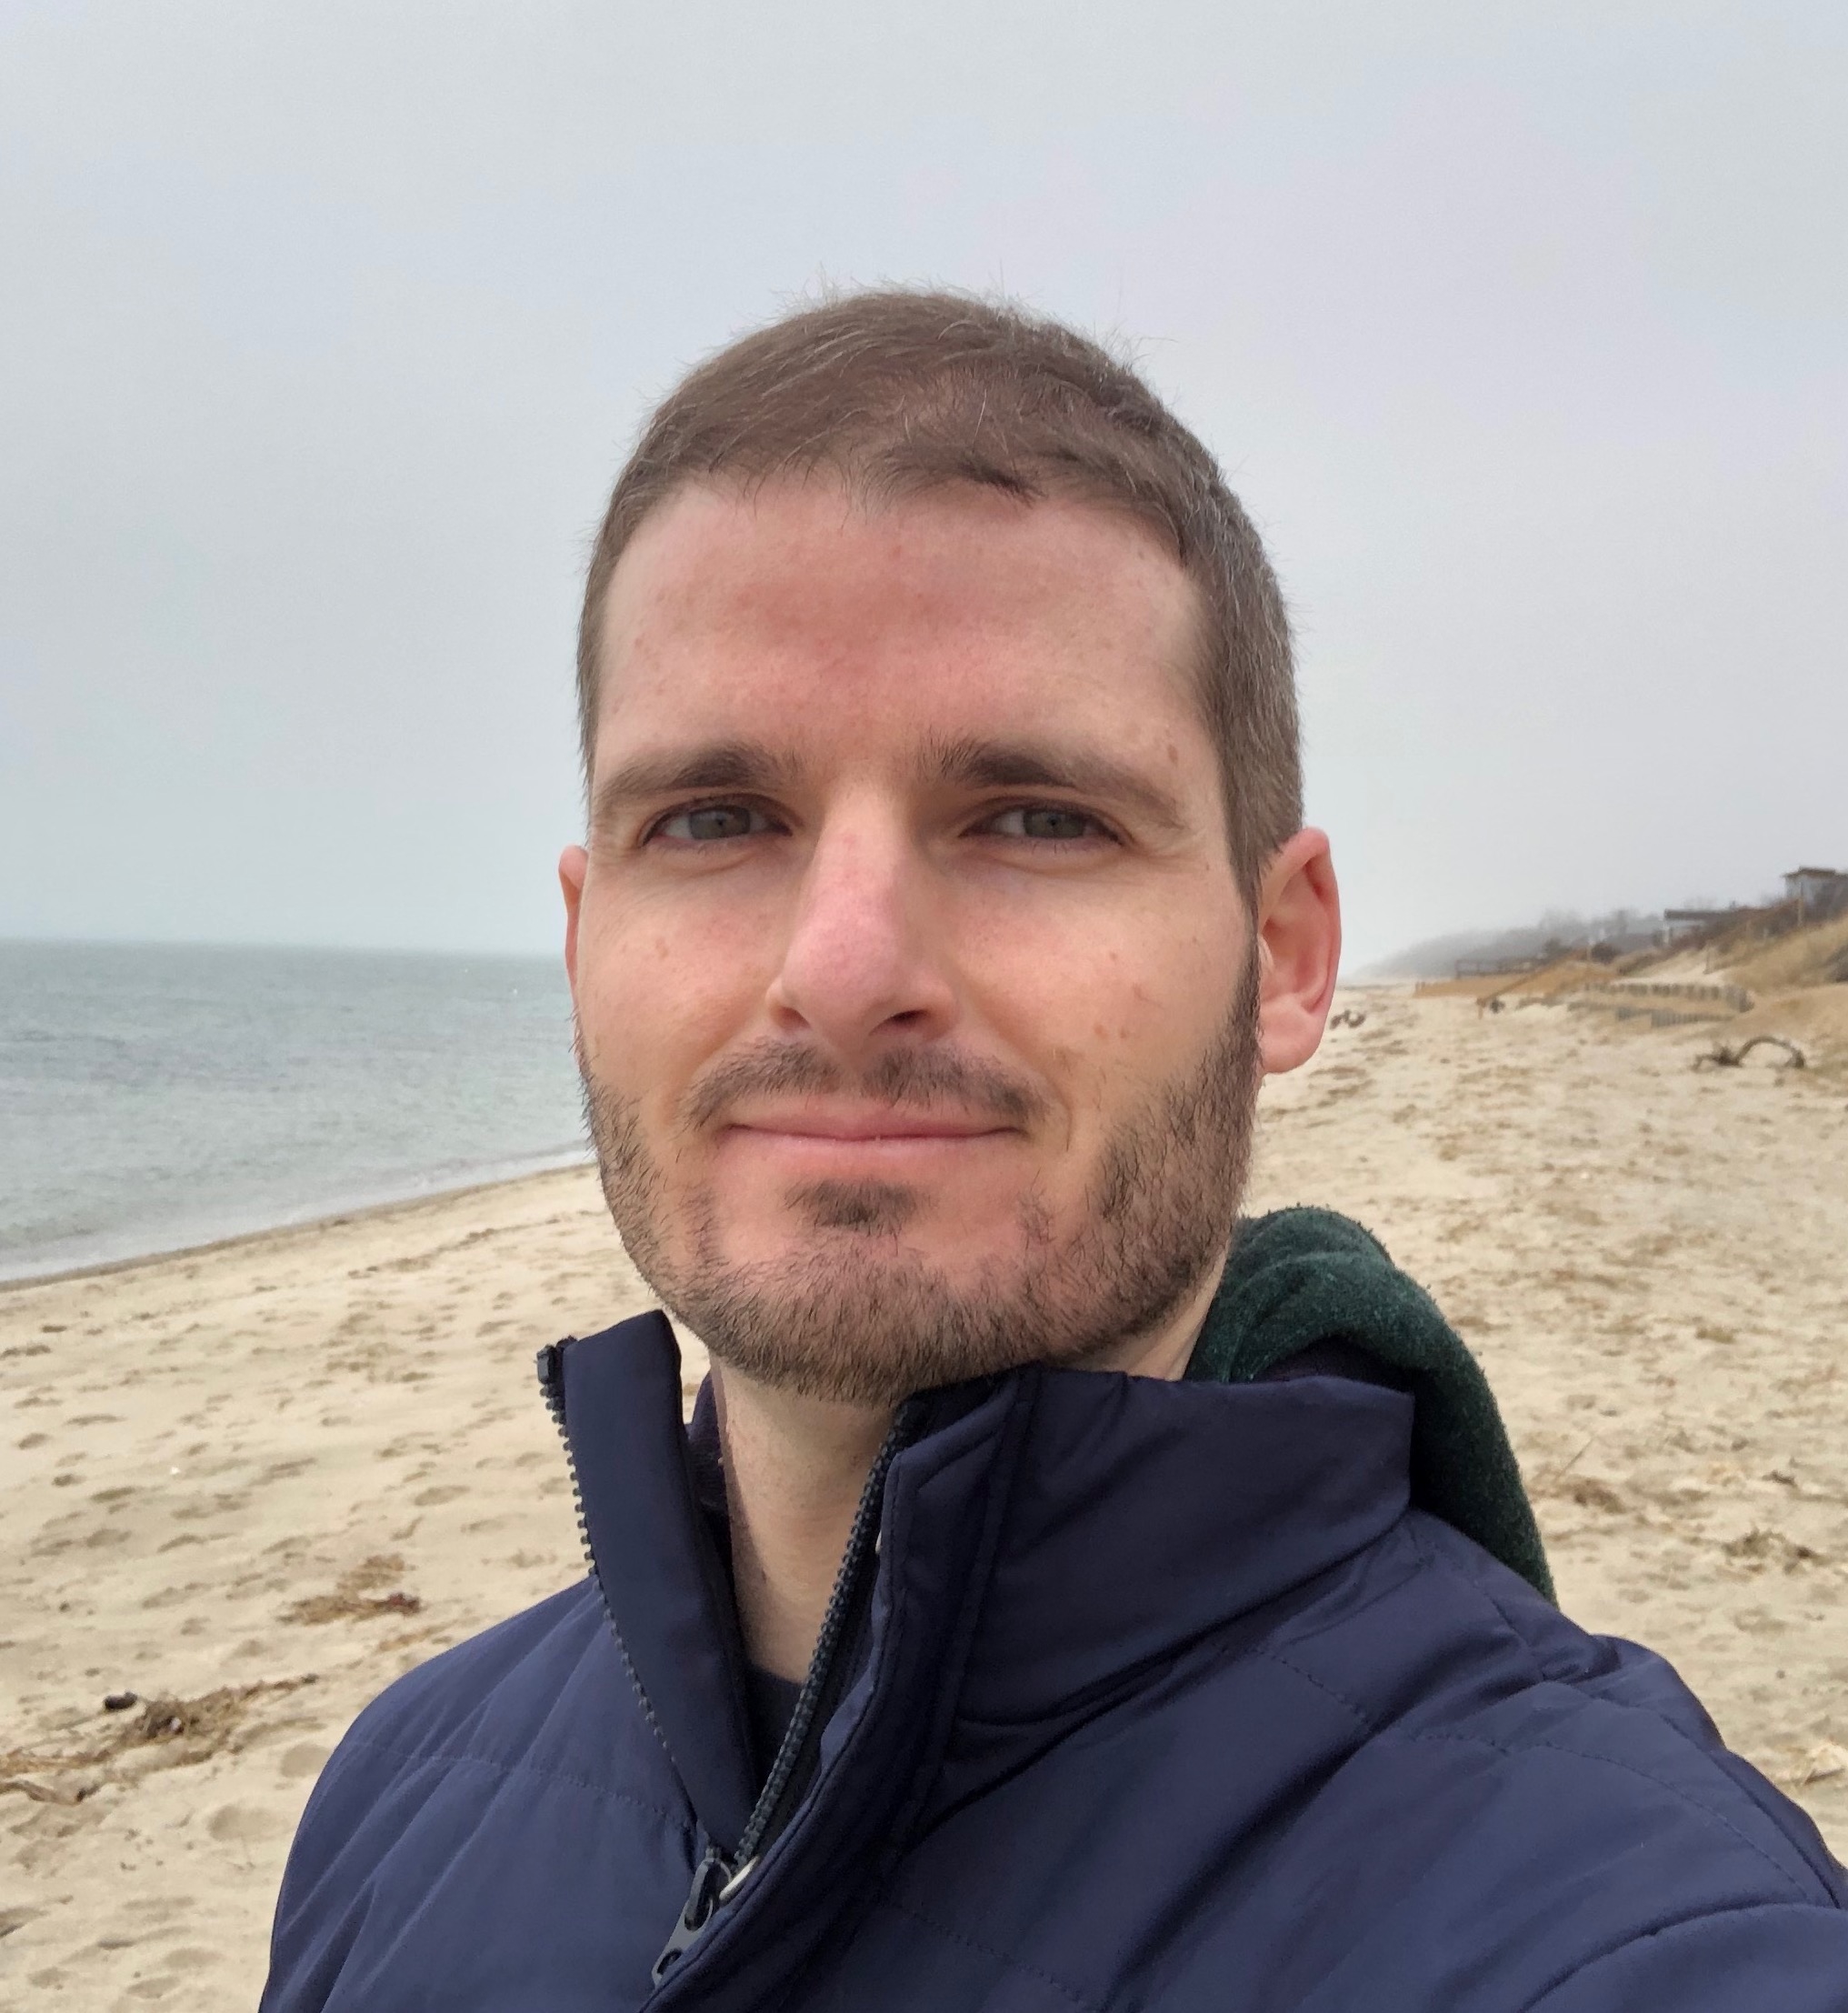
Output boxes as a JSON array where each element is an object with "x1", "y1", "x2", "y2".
[{"x1": 681, "y1": 1039, "x2": 1050, "y2": 1133}]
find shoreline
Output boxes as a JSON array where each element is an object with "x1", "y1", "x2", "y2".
[{"x1": 0, "y1": 1148, "x2": 595, "y2": 1296}]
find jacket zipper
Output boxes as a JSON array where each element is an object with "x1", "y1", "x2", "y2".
[
  {"x1": 535, "y1": 1339, "x2": 917, "y2": 1990},
  {"x1": 650, "y1": 1397, "x2": 918, "y2": 1983}
]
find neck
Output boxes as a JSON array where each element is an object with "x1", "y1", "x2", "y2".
[
  {"x1": 710, "y1": 1367, "x2": 893, "y2": 1682},
  {"x1": 709, "y1": 1255, "x2": 1229, "y2": 1681},
  {"x1": 1085, "y1": 1253, "x2": 1229, "y2": 1382}
]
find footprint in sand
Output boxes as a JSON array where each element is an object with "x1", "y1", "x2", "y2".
[
  {"x1": 207, "y1": 1801, "x2": 289, "y2": 1845},
  {"x1": 278, "y1": 1741, "x2": 332, "y2": 1781}
]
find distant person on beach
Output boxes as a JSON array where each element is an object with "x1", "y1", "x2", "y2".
[{"x1": 261, "y1": 293, "x2": 1848, "y2": 2010}]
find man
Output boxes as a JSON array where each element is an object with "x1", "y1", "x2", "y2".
[{"x1": 263, "y1": 292, "x2": 1847, "y2": 2010}]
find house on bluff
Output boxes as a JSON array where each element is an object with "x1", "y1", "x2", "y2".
[{"x1": 1785, "y1": 866, "x2": 1848, "y2": 926}]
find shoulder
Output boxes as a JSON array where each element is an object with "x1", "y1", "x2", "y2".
[
  {"x1": 329, "y1": 1577, "x2": 609, "y2": 1769},
  {"x1": 1164, "y1": 1513, "x2": 1848, "y2": 2004},
  {"x1": 1285, "y1": 1511, "x2": 1845, "y2": 1907},
  {"x1": 277, "y1": 1576, "x2": 680, "y2": 1904},
  {"x1": 261, "y1": 1582, "x2": 693, "y2": 2011}
]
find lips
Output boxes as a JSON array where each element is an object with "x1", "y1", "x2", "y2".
[{"x1": 726, "y1": 1110, "x2": 1012, "y2": 1143}]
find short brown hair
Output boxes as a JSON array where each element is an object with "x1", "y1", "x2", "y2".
[{"x1": 576, "y1": 289, "x2": 1301, "y2": 898}]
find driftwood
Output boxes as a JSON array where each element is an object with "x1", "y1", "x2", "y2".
[{"x1": 1694, "y1": 1035, "x2": 1807, "y2": 1071}]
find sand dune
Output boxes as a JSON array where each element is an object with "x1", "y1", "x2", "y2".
[{"x1": 4, "y1": 990, "x2": 1845, "y2": 2006}]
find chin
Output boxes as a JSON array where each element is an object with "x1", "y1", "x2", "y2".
[
  {"x1": 711, "y1": 1167, "x2": 1027, "y2": 1249},
  {"x1": 734, "y1": 1221, "x2": 1006, "y2": 1285}
]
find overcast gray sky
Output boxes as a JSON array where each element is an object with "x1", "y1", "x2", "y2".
[{"x1": 2, "y1": 2, "x2": 1842, "y2": 970}]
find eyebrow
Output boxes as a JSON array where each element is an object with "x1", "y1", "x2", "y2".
[
  {"x1": 918, "y1": 735, "x2": 1194, "y2": 836},
  {"x1": 589, "y1": 742, "x2": 802, "y2": 832},
  {"x1": 589, "y1": 733, "x2": 1195, "y2": 837}
]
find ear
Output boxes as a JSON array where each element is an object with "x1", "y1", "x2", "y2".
[
  {"x1": 559, "y1": 844, "x2": 589, "y2": 997},
  {"x1": 1254, "y1": 828, "x2": 1342, "y2": 1077}
]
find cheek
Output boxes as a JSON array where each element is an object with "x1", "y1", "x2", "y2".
[
  {"x1": 574, "y1": 902, "x2": 765, "y2": 1103},
  {"x1": 980, "y1": 913, "x2": 1239, "y2": 1123}
]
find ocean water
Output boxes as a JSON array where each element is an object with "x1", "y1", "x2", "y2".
[{"x1": 0, "y1": 940, "x2": 589, "y2": 1282}]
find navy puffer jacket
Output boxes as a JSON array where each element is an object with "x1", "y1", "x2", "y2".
[{"x1": 262, "y1": 1311, "x2": 1848, "y2": 2010}]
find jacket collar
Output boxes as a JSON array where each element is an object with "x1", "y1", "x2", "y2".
[
  {"x1": 551, "y1": 1311, "x2": 1413, "y2": 1854},
  {"x1": 552, "y1": 1310, "x2": 758, "y2": 1848},
  {"x1": 954, "y1": 1367, "x2": 1411, "y2": 1725}
]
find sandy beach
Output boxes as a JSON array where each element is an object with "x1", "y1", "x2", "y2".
[{"x1": 5, "y1": 988, "x2": 1846, "y2": 2007}]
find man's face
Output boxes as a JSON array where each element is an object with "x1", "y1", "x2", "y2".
[{"x1": 564, "y1": 480, "x2": 1261, "y2": 1403}]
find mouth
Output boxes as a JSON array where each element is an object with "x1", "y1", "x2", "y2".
[{"x1": 720, "y1": 1107, "x2": 1020, "y2": 1155}]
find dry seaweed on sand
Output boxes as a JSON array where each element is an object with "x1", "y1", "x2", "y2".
[
  {"x1": 0, "y1": 1675, "x2": 320, "y2": 1806},
  {"x1": 281, "y1": 1554, "x2": 424, "y2": 1626}
]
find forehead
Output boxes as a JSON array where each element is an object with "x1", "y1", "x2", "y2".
[{"x1": 593, "y1": 479, "x2": 1214, "y2": 770}]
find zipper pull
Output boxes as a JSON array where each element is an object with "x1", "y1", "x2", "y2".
[{"x1": 651, "y1": 1846, "x2": 756, "y2": 1984}]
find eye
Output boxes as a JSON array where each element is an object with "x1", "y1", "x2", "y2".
[
  {"x1": 984, "y1": 805, "x2": 1109, "y2": 844},
  {"x1": 651, "y1": 802, "x2": 774, "y2": 844}
]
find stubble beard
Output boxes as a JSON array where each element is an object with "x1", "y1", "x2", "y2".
[{"x1": 579, "y1": 954, "x2": 1262, "y2": 1406}]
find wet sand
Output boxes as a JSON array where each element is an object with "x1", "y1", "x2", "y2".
[{"x1": 4, "y1": 990, "x2": 1845, "y2": 2005}]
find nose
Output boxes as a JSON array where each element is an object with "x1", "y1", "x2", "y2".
[{"x1": 764, "y1": 800, "x2": 957, "y2": 1062}]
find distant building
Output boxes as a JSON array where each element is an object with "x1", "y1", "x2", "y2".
[
  {"x1": 1663, "y1": 906, "x2": 1743, "y2": 938},
  {"x1": 1784, "y1": 867, "x2": 1848, "y2": 925}
]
